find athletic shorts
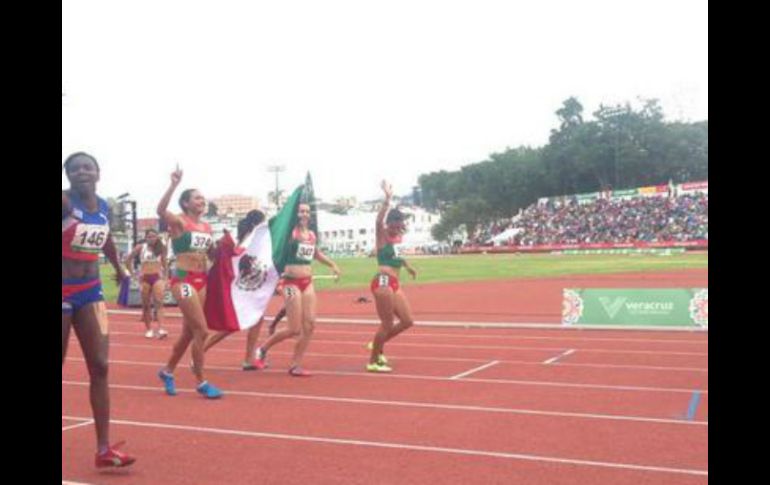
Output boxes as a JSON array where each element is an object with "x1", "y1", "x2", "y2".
[
  {"x1": 283, "y1": 276, "x2": 313, "y2": 295},
  {"x1": 142, "y1": 274, "x2": 161, "y2": 287},
  {"x1": 370, "y1": 273, "x2": 400, "y2": 293},
  {"x1": 170, "y1": 270, "x2": 207, "y2": 293},
  {"x1": 62, "y1": 278, "x2": 104, "y2": 315}
]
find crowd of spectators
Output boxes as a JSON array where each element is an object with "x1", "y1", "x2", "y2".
[{"x1": 465, "y1": 192, "x2": 708, "y2": 246}]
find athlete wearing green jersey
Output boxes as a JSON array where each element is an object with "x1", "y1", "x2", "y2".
[
  {"x1": 367, "y1": 181, "x2": 418, "y2": 373},
  {"x1": 156, "y1": 165, "x2": 223, "y2": 399},
  {"x1": 253, "y1": 202, "x2": 341, "y2": 376}
]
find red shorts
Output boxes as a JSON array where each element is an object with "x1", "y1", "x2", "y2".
[
  {"x1": 170, "y1": 270, "x2": 207, "y2": 293},
  {"x1": 283, "y1": 276, "x2": 313, "y2": 294},
  {"x1": 370, "y1": 273, "x2": 400, "y2": 293}
]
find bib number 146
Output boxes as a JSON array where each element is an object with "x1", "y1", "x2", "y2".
[{"x1": 72, "y1": 225, "x2": 108, "y2": 251}]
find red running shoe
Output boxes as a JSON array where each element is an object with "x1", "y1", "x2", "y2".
[
  {"x1": 95, "y1": 442, "x2": 136, "y2": 468},
  {"x1": 250, "y1": 348, "x2": 267, "y2": 370}
]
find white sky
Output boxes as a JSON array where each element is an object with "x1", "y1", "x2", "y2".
[{"x1": 62, "y1": 0, "x2": 707, "y2": 216}]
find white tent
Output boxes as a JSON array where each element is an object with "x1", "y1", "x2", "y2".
[{"x1": 487, "y1": 227, "x2": 522, "y2": 246}]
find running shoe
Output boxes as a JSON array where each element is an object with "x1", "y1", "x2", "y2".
[
  {"x1": 366, "y1": 342, "x2": 388, "y2": 364},
  {"x1": 243, "y1": 358, "x2": 270, "y2": 371},
  {"x1": 366, "y1": 363, "x2": 392, "y2": 373},
  {"x1": 156, "y1": 328, "x2": 169, "y2": 339},
  {"x1": 288, "y1": 366, "x2": 312, "y2": 377},
  {"x1": 144, "y1": 329, "x2": 155, "y2": 339},
  {"x1": 158, "y1": 369, "x2": 177, "y2": 396},
  {"x1": 95, "y1": 442, "x2": 136, "y2": 468},
  {"x1": 196, "y1": 381, "x2": 223, "y2": 399},
  {"x1": 251, "y1": 348, "x2": 268, "y2": 370}
]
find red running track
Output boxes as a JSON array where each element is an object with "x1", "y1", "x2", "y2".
[
  {"x1": 308, "y1": 269, "x2": 708, "y2": 322},
  {"x1": 106, "y1": 269, "x2": 709, "y2": 323},
  {"x1": 63, "y1": 311, "x2": 707, "y2": 484}
]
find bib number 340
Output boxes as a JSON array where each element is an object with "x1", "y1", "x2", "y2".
[{"x1": 297, "y1": 243, "x2": 315, "y2": 261}]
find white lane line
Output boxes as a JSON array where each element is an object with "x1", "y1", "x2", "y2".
[
  {"x1": 61, "y1": 380, "x2": 707, "y2": 426},
  {"x1": 65, "y1": 357, "x2": 708, "y2": 394},
  {"x1": 544, "y1": 349, "x2": 576, "y2": 365},
  {"x1": 106, "y1": 319, "x2": 708, "y2": 344},
  {"x1": 104, "y1": 341, "x2": 709, "y2": 373},
  {"x1": 106, "y1": 309, "x2": 708, "y2": 332},
  {"x1": 62, "y1": 419, "x2": 94, "y2": 431},
  {"x1": 102, "y1": 330, "x2": 708, "y2": 356},
  {"x1": 450, "y1": 361, "x2": 500, "y2": 380},
  {"x1": 61, "y1": 415, "x2": 707, "y2": 476}
]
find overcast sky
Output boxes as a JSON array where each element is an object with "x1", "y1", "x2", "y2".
[{"x1": 62, "y1": 0, "x2": 707, "y2": 216}]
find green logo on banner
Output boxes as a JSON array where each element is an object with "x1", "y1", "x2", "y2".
[
  {"x1": 599, "y1": 297, "x2": 626, "y2": 318},
  {"x1": 563, "y1": 289, "x2": 707, "y2": 328}
]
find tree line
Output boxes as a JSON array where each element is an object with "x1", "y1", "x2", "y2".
[{"x1": 420, "y1": 97, "x2": 708, "y2": 241}]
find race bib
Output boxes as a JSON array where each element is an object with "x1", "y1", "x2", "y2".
[
  {"x1": 284, "y1": 285, "x2": 298, "y2": 299},
  {"x1": 190, "y1": 232, "x2": 213, "y2": 251},
  {"x1": 179, "y1": 283, "x2": 194, "y2": 299},
  {"x1": 378, "y1": 274, "x2": 390, "y2": 288},
  {"x1": 392, "y1": 244, "x2": 402, "y2": 258},
  {"x1": 71, "y1": 224, "x2": 109, "y2": 252},
  {"x1": 296, "y1": 243, "x2": 315, "y2": 261}
]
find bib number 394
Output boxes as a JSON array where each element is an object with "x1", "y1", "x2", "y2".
[{"x1": 190, "y1": 232, "x2": 212, "y2": 251}]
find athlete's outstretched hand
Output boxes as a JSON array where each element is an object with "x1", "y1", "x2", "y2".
[
  {"x1": 171, "y1": 164, "x2": 183, "y2": 187},
  {"x1": 381, "y1": 180, "x2": 393, "y2": 200}
]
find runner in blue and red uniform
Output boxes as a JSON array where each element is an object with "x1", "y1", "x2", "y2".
[{"x1": 62, "y1": 152, "x2": 136, "y2": 468}]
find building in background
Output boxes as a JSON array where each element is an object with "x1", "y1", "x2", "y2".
[
  {"x1": 204, "y1": 215, "x2": 239, "y2": 243},
  {"x1": 136, "y1": 217, "x2": 160, "y2": 233},
  {"x1": 317, "y1": 206, "x2": 441, "y2": 256},
  {"x1": 210, "y1": 194, "x2": 262, "y2": 218},
  {"x1": 124, "y1": 192, "x2": 442, "y2": 259}
]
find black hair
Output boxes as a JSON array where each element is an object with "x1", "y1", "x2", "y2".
[
  {"x1": 386, "y1": 208, "x2": 407, "y2": 224},
  {"x1": 143, "y1": 229, "x2": 165, "y2": 256},
  {"x1": 62, "y1": 152, "x2": 100, "y2": 176},
  {"x1": 237, "y1": 210, "x2": 266, "y2": 243},
  {"x1": 178, "y1": 189, "x2": 197, "y2": 214}
]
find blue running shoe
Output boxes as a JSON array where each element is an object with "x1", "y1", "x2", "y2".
[
  {"x1": 196, "y1": 381, "x2": 223, "y2": 399},
  {"x1": 158, "y1": 369, "x2": 177, "y2": 396}
]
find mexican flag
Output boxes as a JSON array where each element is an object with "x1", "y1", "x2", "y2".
[{"x1": 204, "y1": 185, "x2": 304, "y2": 331}]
